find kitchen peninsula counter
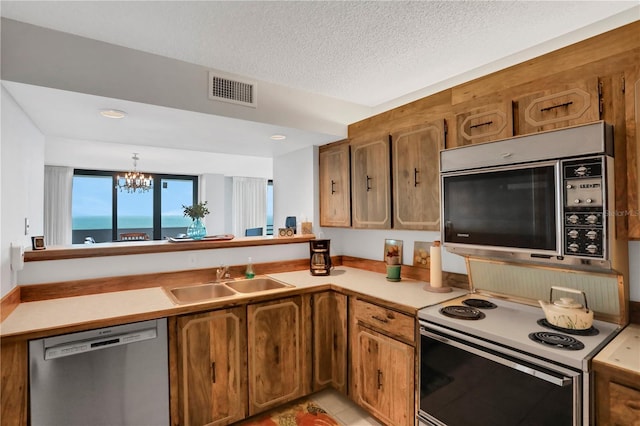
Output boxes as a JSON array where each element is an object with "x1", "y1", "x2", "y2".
[
  {"x1": 0, "y1": 266, "x2": 467, "y2": 339},
  {"x1": 594, "y1": 323, "x2": 640, "y2": 374}
]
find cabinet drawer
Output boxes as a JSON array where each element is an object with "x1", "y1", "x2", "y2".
[
  {"x1": 352, "y1": 299, "x2": 415, "y2": 343},
  {"x1": 609, "y1": 382, "x2": 640, "y2": 425}
]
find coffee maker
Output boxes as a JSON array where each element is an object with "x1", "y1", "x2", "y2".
[{"x1": 309, "y1": 239, "x2": 332, "y2": 276}]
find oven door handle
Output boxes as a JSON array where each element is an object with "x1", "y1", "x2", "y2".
[{"x1": 421, "y1": 329, "x2": 572, "y2": 387}]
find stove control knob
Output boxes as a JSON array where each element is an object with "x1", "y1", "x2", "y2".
[
  {"x1": 586, "y1": 230, "x2": 598, "y2": 240},
  {"x1": 566, "y1": 184, "x2": 573, "y2": 189},
  {"x1": 568, "y1": 214, "x2": 579, "y2": 224},
  {"x1": 568, "y1": 230, "x2": 579, "y2": 239},
  {"x1": 574, "y1": 199, "x2": 581, "y2": 204},
  {"x1": 568, "y1": 243, "x2": 580, "y2": 253},
  {"x1": 585, "y1": 198, "x2": 593, "y2": 204},
  {"x1": 586, "y1": 215, "x2": 598, "y2": 224},
  {"x1": 586, "y1": 244, "x2": 598, "y2": 254},
  {"x1": 575, "y1": 166, "x2": 588, "y2": 176}
]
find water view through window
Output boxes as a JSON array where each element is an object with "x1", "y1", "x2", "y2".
[{"x1": 72, "y1": 171, "x2": 197, "y2": 243}]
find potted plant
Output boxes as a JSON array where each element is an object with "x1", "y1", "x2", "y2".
[{"x1": 183, "y1": 201, "x2": 210, "y2": 240}]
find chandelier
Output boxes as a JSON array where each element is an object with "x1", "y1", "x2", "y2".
[{"x1": 116, "y1": 153, "x2": 153, "y2": 193}]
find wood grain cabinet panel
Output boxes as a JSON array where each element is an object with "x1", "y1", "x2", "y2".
[
  {"x1": 513, "y1": 77, "x2": 600, "y2": 135},
  {"x1": 453, "y1": 102, "x2": 513, "y2": 147},
  {"x1": 351, "y1": 325, "x2": 414, "y2": 426},
  {"x1": 247, "y1": 296, "x2": 311, "y2": 416},
  {"x1": 0, "y1": 341, "x2": 28, "y2": 426},
  {"x1": 391, "y1": 120, "x2": 445, "y2": 230},
  {"x1": 319, "y1": 142, "x2": 351, "y2": 227},
  {"x1": 351, "y1": 134, "x2": 391, "y2": 229},
  {"x1": 176, "y1": 308, "x2": 247, "y2": 426},
  {"x1": 312, "y1": 291, "x2": 347, "y2": 393},
  {"x1": 594, "y1": 360, "x2": 640, "y2": 426},
  {"x1": 626, "y1": 66, "x2": 640, "y2": 239}
]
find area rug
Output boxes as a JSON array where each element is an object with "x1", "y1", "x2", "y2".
[{"x1": 238, "y1": 400, "x2": 341, "y2": 426}]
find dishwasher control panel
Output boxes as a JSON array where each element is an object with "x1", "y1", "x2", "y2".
[{"x1": 44, "y1": 328, "x2": 157, "y2": 360}]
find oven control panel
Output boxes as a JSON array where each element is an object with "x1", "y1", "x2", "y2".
[{"x1": 562, "y1": 157, "x2": 606, "y2": 258}]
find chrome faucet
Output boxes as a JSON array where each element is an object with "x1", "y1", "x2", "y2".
[{"x1": 215, "y1": 265, "x2": 229, "y2": 282}]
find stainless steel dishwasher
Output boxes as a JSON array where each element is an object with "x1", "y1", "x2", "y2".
[{"x1": 29, "y1": 318, "x2": 169, "y2": 426}]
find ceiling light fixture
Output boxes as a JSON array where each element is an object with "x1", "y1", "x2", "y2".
[
  {"x1": 116, "y1": 153, "x2": 153, "y2": 193},
  {"x1": 99, "y1": 109, "x2": 127, "y2": 119},
  {"x1": 270, "y1": 134, "x2": 286, "y2": 140}
]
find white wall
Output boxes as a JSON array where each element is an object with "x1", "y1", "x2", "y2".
[
  {"x1": 1, "y1": 87, "x2": 45, "y2": 296},
  {"x1": 201, "y1": 173, "x2": 226, "y2": 235},
  {"x1": 629, "y1": 241, "x2": 640, "y2": 301},
  {"x1": 273, "y1": 146, "x2": 316, "y2": 233}
]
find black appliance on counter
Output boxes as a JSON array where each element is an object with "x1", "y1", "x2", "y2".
[{"x1": 309, "y1": 239, "x2": 331, "y2": 276}]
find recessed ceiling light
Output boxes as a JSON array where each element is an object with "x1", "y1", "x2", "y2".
[
  {"x1": 270, "y1": 134, "x2": 286, "y2": 140},
  {"x1": 99, "y1": 109, "x2": 127, "y2": 119}
]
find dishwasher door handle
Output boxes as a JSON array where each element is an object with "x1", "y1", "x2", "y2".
[{"x1": 44, "y1": 328, "x2": 157, "y2": 360}]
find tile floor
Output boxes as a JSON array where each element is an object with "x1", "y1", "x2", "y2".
[{"x1": 311, "y1": 388, "x2": 383, "y2": 426}]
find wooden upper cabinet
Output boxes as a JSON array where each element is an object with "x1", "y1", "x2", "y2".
[
  {"x1": 453, "y1": 102, "x2": 513, "y2": 147},
  {"x1": 513, "y1": 77, "x2": 601, "y2": 135},
  {"x1": 319, "y1": 142, "x2": 351, "y2": 227},
  {"x1": 391, "y1": 120, "x2": 445, "y2": 230},
  {"x1": 312, "y1": 291, "x2": 347, "y2": 393},
  {"x1": 626, "y1": 66, "x2": 640, "y2": 239},
  {"x1": 247, "y1": 296, "x2": 311, "y2": 416},
  {"x1": 351, "y1": 134, "x2": 391, "y2": 229},
  {"x1": 176, "y1": 308, "x2": 247, "y2": 426}
]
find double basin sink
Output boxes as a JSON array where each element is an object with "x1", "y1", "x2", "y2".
[{"x1": 165, "y1": 277, "x2": 292, "y2": 304}]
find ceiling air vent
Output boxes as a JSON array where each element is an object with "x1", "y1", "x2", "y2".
[{"x1": 208, "y1": 71, "x2": 257, "y2": 108}]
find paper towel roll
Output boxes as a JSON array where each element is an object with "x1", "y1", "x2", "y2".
[{"x1": 430, "y1": 241, "x2": 442, "y2": 288}]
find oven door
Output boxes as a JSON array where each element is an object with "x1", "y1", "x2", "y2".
[{"x1": 419, "y1": 322, "x2": 581, "y2": 426}]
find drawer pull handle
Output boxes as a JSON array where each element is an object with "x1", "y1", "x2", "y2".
[
  {"x1": 366, "y1": 175, "x2": 372, "y2": 192},
  {"x1": 371, "y1": 315, "x2": 389, "y2": 324},
  {"x1": 540, "y1": 101, "x2": 574, "y2": 112},
  {"x1": 211, "y1": 362, "x2": 216, "y2": 383},
  {"x1": 414, "y1": 168, "x2": 420, "y2": 187},
  {"x1": 469, "y1": 120, "x2": 493, "y2": 129},
  {"x1": 377, "y1": 369, "x2": 383, "y2": 389},
  {"x1": 331, "y1": 180, "x2": 336, "y2": 195}
]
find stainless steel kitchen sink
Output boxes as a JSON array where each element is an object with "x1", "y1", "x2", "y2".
[
  {"x1": 224, "y1": 277, "x2": 291, "y2": 293},
  {"x1": 166, "y1": 283, "x2": 237, "y2": 304},
  {"x1": 164, "y1": 277, "x2": 292, "y2": 304}
]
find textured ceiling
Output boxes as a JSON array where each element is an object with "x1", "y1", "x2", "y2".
[{"x1": 2, "y1": 0, "x2": 638, "y2": 107}]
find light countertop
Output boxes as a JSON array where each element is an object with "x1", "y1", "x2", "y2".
[
  {"x1": 593, "y1": 323, "x2": 640, "y2": 374},
  {"x1": 0, "y1": 266, "x2": 467, "y2": 338}
]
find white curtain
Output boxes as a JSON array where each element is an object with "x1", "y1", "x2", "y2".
[
  {"x1": 232, "y1": 177, "x2": 267, "y2": 237},
  {"x1": 44, "y1": 166, "x2": 73, "y2": 246}
]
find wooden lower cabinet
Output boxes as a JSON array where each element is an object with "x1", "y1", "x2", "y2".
[
  {"x1": 594, "y1": 360, "x2": 640, "y2": 425},
  {"x1": 312, "y1": 291, "x2": 347, "y2": 393},
  {"x1": 247, "y1": 296, "x2": 312, "y2": 416},
  {"x1": 0, "y1": 341, "x2": 28, "y2": 426},
  {"x1": 350, "y1": 297, "x2": 415, "y2": 426},
  {"x1": 175, "y1": 308, "x2": 247, "y2": 426}
]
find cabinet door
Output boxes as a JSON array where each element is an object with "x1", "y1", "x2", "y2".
[
  {"x1": 351, "y1": 325, "x2": 414, "y2": 426},
  {"x1": 319, "y1": 142, "x2": 351, "y2": 227},
  {"x1": 626, "y1": 66, "x2": 640, "y2": 238},
  {"x1": 177, "y1": 308, "x2": 247, "y2": 426},
  {"x1": 391, "y1": 120, "x2": 444, "y2": 230},
  {"x1": 248, "y1": 296, "x2": 311, "y2": 416},
  {"x1": 513, "y1": 77, "x2": 600, "y2": 135},
  {"x1": 351, "y1": 135, "x2": 391, "y2": 228},
  {"x1": 312, "y1": 291, "x2": 347, "y2": 393},
  {"x1": 453, "y1": 102, "x2": 513, "y2": 147}
]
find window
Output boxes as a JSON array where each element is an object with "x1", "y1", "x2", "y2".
[{"x1": 72, "y1": 170, "x2": 197, "y2": 243}]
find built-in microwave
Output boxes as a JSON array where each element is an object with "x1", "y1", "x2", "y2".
[{"x1": 440, "y1": 121, "x2": 616, "y2": 270}]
